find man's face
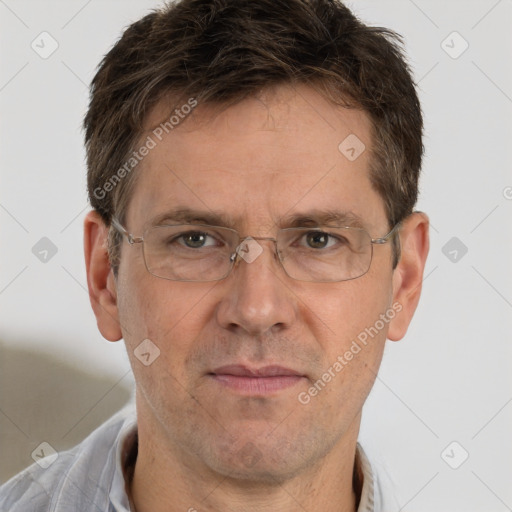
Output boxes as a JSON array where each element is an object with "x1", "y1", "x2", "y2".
[{"x1": 115, "y1": 85, "x2": 397, "y2": 480}]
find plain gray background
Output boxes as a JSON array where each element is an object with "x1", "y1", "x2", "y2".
[{"x1": 1, "y1": 0, "x2": 511, "y2": 510}]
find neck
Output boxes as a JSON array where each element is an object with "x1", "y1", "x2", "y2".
[{"x1": 129, "y1": 401, "x2": 361, "y2": 512}]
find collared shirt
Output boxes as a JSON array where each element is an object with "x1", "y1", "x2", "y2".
[{"x1": 0, "y1": 404, "x2": 399, "y2": 511}]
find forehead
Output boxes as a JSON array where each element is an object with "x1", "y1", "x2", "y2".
[{"x1": 126, "y1": 84, "x2": 386, "y2": 234}]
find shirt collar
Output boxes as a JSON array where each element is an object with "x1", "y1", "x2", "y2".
[
  {"x1": 110, "y1": 413, "x2": 137, "y2": 512},
  {"x1": 355, "y1": 442, "x2": 376, "y2": 512}
]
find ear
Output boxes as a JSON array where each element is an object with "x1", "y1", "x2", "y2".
[
  {"x1": 84, "y1": 210, "x2": 123, "y2": 342},
  {"x1": 387, "y1": 212, "x2": 430, "y2": 341}
]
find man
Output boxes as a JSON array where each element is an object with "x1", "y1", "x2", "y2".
[{"x1": 0, "y1": 0, "x2": 429, "y2": 510}]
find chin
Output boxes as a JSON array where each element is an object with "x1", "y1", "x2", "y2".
[{"x1": 198, "y1": 431, "x2": 330, "y2": 485}]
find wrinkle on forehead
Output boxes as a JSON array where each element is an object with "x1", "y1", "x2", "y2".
[{"x1": 126, "y1": 84, "x2": 383, "y2": 235}]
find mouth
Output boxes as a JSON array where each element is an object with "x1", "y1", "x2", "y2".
[{"x1": 208, "y1": 365, "x2": 306, "y2": 395}]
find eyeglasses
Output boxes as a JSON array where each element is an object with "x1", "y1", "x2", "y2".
[{"x1": 111, "y1": 217, "x2": 400, "y2": 283}]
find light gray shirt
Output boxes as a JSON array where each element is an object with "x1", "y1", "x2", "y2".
[{"x1": 0, "y1": 404, "x2": 398, "y2": 511}]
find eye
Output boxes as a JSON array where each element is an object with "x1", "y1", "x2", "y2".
[
  {"x1": 302, "y1": 231, "x2": 346, "y2": 250},
  {"x1": 176, "y1": 231, "x2": 219, "y2": 249}
]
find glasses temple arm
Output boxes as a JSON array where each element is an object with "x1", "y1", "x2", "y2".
[
  {"x1": 111, "y1": 217, "x2": 143, "y2": 244},
  {"x1": 371, "y1": 222, "x2": 401, "y2": 245}
]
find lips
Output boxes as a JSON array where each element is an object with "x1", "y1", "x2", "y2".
[
  {"x1": 209, "y1": 365, "x2": 305, "y2": 395},
  {"x1": 211, "y1": 365, "x2": 302, "y2": 377}
]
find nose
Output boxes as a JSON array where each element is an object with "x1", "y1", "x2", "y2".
[{"x1": 215, "y1": 238, "x2": 298, "y2": 336}]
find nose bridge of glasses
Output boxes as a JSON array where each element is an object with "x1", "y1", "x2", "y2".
[{"x1": 231, "y1": 235, "x2": 280, "y2": 264}]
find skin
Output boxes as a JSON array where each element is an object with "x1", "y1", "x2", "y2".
[{"x1": 84, "y1": 84, "x2": 429, "y2": 512}]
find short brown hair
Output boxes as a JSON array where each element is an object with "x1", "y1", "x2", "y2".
[{"x1": 84, "y1": 0, "x2": 423, "y2": 271}]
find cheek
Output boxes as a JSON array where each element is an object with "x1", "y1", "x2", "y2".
[
  {"x1": 300, "y1": 274, "x2": 392, "y2": 392},
  {"x1": 116, "y1": 275, "x2": 214, "y2": 372},
  {"x1": 296, "y1": 281, "x2": 392, "y2": 428},
  {"x1": 300, "y1": 273, "x2": 393, "y2": 352},
  {"x1": 117, "y1": 275, "x2": 160, "y2": 345}
]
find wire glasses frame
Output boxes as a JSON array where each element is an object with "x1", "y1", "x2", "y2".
[{"x1": 110, "y1": 217, "x2": 401, "y2": 283}]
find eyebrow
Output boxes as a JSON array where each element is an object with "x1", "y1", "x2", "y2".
[
  {"x1": 281, "y1": 209, "x2": 367, "y2": 229},
  {"x1": 149, "y1": 209, "x2": 235, "y2": 229},
  {"x1": 148, "y1": 207, "x2": 368, "y2": 230}
]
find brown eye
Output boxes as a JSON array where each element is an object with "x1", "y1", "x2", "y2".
[{"x1": 305, "y1": 231, "x2": 330, "y2": 249}]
